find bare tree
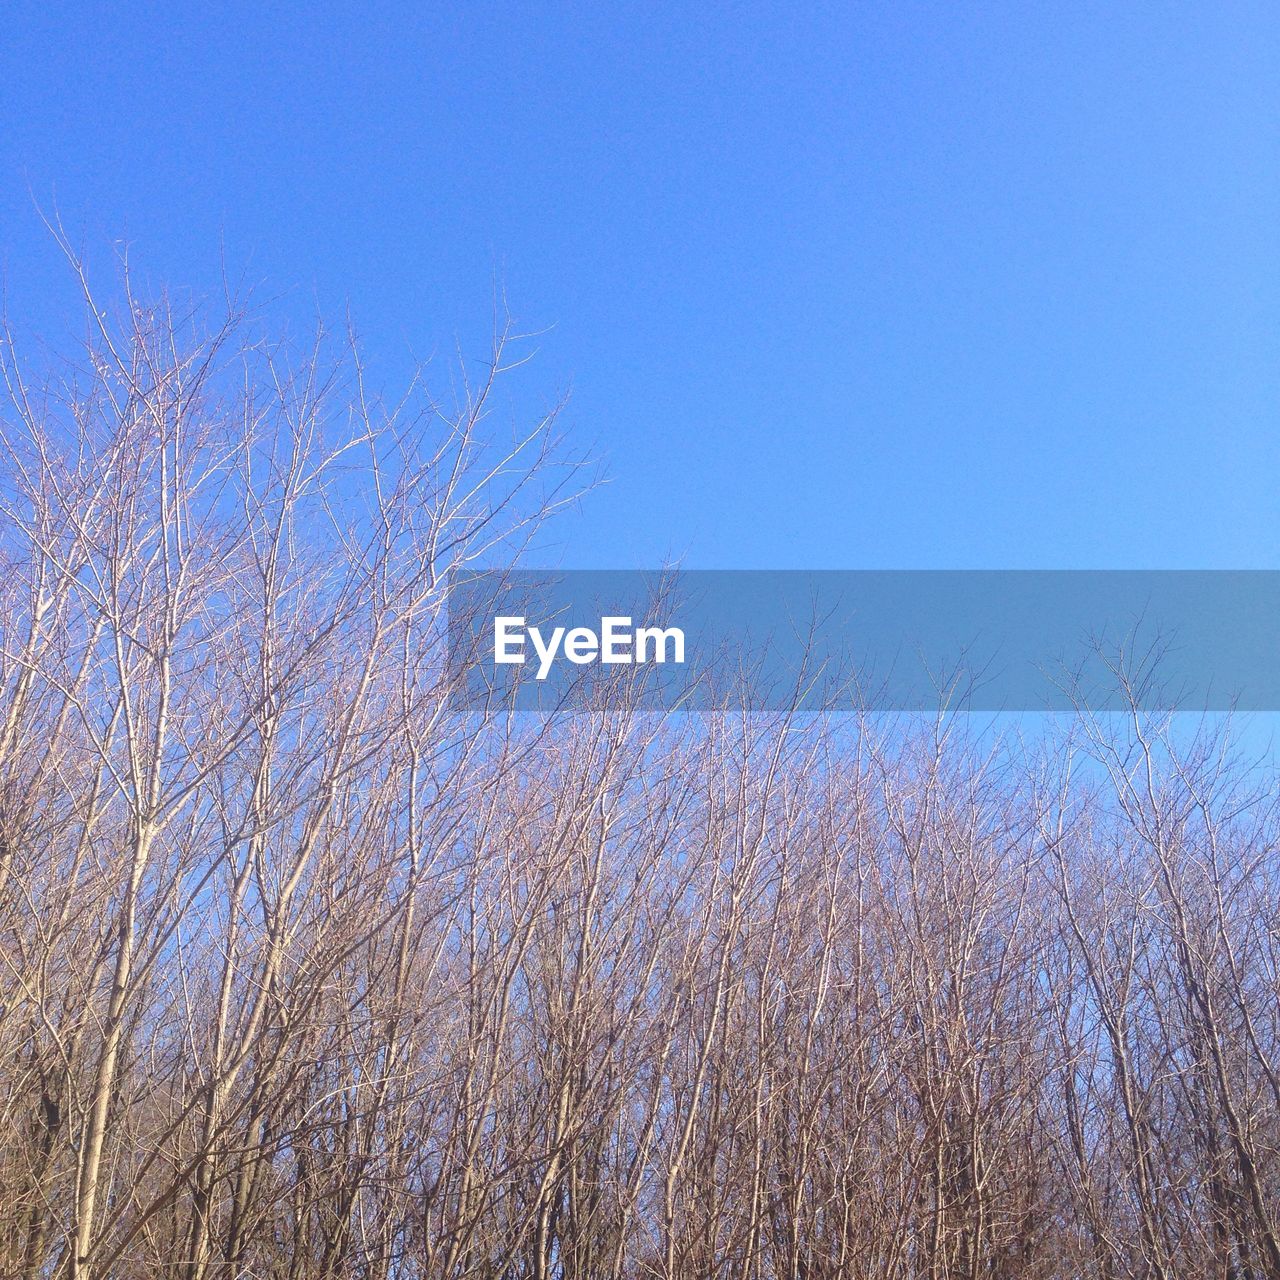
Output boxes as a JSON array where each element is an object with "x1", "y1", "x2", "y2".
[{"x1": 2, "y1": 249, "x2": 1279, "y2": 1280}]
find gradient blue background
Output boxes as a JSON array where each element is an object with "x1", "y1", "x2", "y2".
[{"x1": 1, "y1": 2, "x2": 1277, "y2": 569}]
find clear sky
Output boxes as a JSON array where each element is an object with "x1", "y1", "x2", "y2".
[{"x1": 1, "y1": 2, "x2": 1277, "y2": 569}]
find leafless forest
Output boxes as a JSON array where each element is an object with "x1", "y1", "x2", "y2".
[{"x1": 1, "y1": 263, "x2": 1279, "y2": 1280}]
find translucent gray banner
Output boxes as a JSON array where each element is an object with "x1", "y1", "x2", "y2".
[{"x1": 445, "y1": 570, "x2": 1280, "y2": 711}]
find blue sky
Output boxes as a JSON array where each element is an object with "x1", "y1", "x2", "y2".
[{"x1": 1, "y1": 2, "x2": 1278, "y2": 569}]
